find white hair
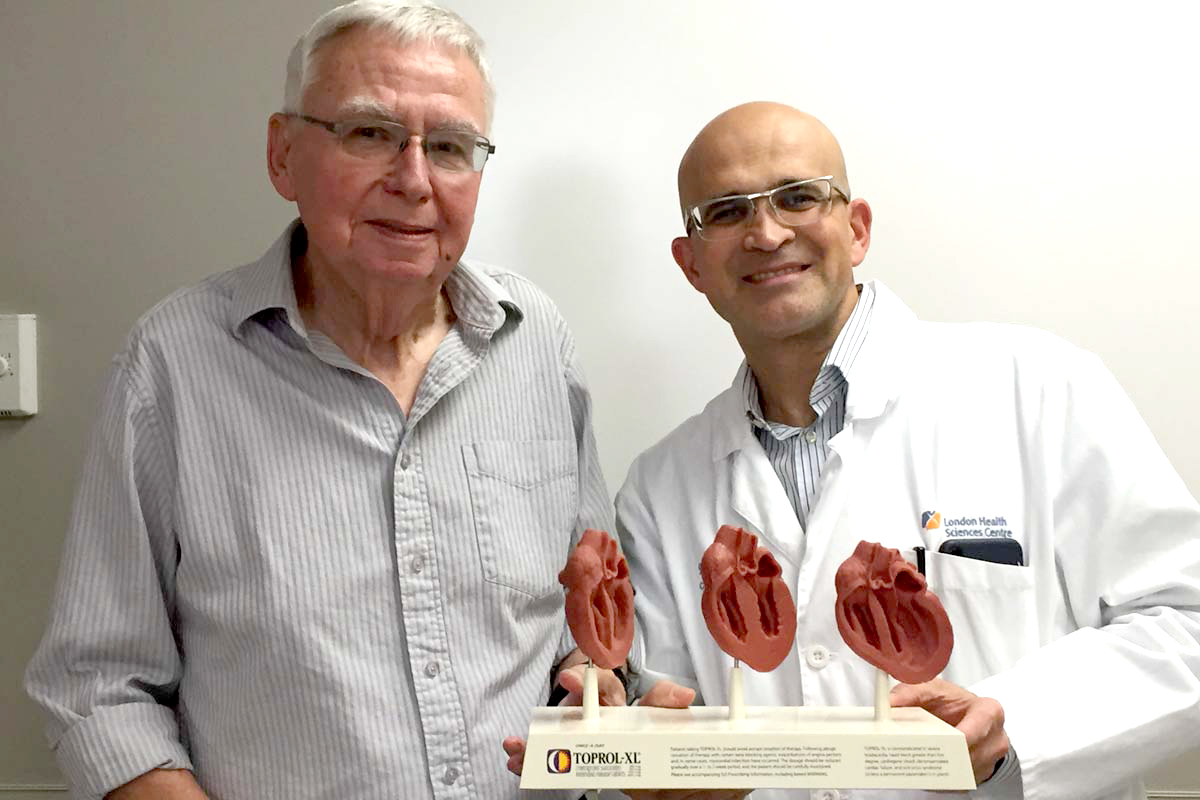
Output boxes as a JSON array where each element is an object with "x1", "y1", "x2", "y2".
[{"x1": 282, "y1": 0, "x2": 494, "y2": 127}]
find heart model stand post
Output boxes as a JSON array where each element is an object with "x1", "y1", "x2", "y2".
[{"x1": 520, "y1": 530, "x2": 975, "y2": 793}]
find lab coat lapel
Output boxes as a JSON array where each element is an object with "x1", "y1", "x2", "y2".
[
  {"x1": 707, "y1": 385, "x2": 805, "y2": 569},
  {"x1": 786, "y1": 281, "x2": 915, "y2": 610}
]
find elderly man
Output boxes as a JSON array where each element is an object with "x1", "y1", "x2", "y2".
[
  {"x1": 615, "y1": 102, "x2": 1200, "y2": 800},
  {"x1": 25, "y1": 2, "x2": 610, "y2": 798}
]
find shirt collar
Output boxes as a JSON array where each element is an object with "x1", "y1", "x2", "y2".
[
  {"x1": 712, "y1": 279, "x2": 912, "y2": 462},
  {"x1": 228, "y1": 220, "x2": 523, "y2": 340},
  {"x1": 229, "y1": 220, "x2": 306, "y2": 340},
  {"x1": 444, "y1": 257, "x2": 524, "y2": 334},
  {"x1": 741, "y1": 281, "x2": 877, "y2": 430}
]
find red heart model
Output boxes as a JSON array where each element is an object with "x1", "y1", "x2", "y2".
[
  {"x1": 700, "y1": 525, "x2": 797, "y2": 672},
  {"x1": 834, "y1": 540, "x2": 954, "y2": 683},
  {"x1": 558, "y1": 529, "x2": 635, "y2": 670}
]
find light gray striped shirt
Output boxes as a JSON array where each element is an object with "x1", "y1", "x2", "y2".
[
  {"x1": 743, "y1": 283, "x2": 876, "y2": 529},
  {"x1": 25, "y1": 222, "x2": 611, "y2": 800}
]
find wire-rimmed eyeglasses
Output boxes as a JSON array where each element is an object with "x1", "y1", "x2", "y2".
[
  {"x1": 295, "y1": 114, "x2": 495, "y2": 173},
  {"x1": 684, "y1": 176, "x2": 850, "y2": 241}
]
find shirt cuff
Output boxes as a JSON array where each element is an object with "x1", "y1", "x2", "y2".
[{"x1": 53, "y1": 702, "x2": 193, "y2": 800}]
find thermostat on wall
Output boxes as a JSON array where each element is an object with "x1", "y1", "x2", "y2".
[{"x1": 0, "y1": 314, "x2": 37, "y2": 417}]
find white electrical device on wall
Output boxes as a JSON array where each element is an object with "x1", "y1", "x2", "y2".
[{"x1": 0, "y1": 314, "x2": 38, "y2": 417}]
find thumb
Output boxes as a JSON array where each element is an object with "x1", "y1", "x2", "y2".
[
  {"x1": 556, "y1": 664, "x2": 586, "y2": 694},
  {"x1": 637, "y1": 679, "x2": 696, "y2": 709},
  {"x1": 890, "y1": 679, "x2": 970, "y2": 726},
  {"x1": 888, "y1": 681, "x2": 931, "y2": 708}
]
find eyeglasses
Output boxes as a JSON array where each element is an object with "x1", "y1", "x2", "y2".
[
  {"x1": 295, "y1": 114, "x2": 496, "y2": 173},
  {"x1": 684, "y1": 176, "x2": 850, "y2": 241}
]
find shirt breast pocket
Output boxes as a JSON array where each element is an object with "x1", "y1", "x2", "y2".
[
  {"x1": 926, "y1": 550, "x2": 1039, "y2": 683},
  {"x1": 463, "y1": 440, "x2": 578, "y2": 598}
]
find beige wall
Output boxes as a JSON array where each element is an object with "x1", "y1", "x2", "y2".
[{"x1": 3, "y1": 0, "x2": 1199, "y2": 795}]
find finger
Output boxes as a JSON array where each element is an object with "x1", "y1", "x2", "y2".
[
  {"x1": 956, "y1": 695, "x2": 1005, "y2": 746},
  {"x1": 637, "y1": 679, "x2": 697, "y2": 709},
  {"x1": 887, "y1": 681, "x2": 925, "y2": 707},
  {"x1": 555, "y1": 664, "x2": 586, "y2": 706},
  {"x1": 888, "y1": 679, "x2": 944, "y2": 709},
  {"x1": 501, "y1": 736, "x2": 526, "y2": 776},
  {"x1": 890, "y1": 679, "x2": 970, "y2": 725},
  {"x1": 955, "y1": 697, "x2": 1009, "y2": 783},
  {"x1": 555, "y1": 664, "x2": 627, "y2": 707},
  {"x1": 598, "y1": 669, "x2": 627, "y2": 706}
]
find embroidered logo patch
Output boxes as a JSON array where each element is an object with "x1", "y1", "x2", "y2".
[
  {"x1": 941, "y1": 514, "x2": 1015, "y2": 539},
  {"x1": 921, "y1": 511, "x2": 942, "y2": 530}
]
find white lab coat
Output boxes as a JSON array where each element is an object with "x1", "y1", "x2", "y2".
[{"x1": 616, "y1": 281, "x2": 1200, "y2": 800}]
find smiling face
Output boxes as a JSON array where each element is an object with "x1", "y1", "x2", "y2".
[
  {"x1": 267, "y1": 26, "x2": 488, "y2": 296},
  {"x1": 671, "y1": 104, "x2": 872, "y2": 352}
]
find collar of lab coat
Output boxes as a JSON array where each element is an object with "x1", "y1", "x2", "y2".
[{"x1": 707, "y1": 278, "x2": 917, "y2": 464}]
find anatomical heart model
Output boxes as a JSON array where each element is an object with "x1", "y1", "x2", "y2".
[
  {"x1": 700, "y1": 525, "x2": 798, "y2": 672},
  {"x1": 834, "y1": 540, "x2": 953, "y2": 683},
  {"x1": 558, "y1": 529, "x2": 635, "y2": 670}
]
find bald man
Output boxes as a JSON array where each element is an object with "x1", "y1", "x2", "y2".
[{"x1": 614, "y1": 103, "x2": 1200, "y2": 800}]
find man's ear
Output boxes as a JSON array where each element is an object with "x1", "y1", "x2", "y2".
[
  {"x1": 671, "y1": 235, "x2": 704, "y2": 292},
  {"x1": 848, "y1": 198, "x2": 873, "y2": 267},
  {"x1": 267, "y1": 113, "x2": 298, "y2": 201}
]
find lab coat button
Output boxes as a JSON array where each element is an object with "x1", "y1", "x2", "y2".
[
  {"x1": 425, "y1": 661, "x2": 440, "y2": 678},
  {"x1": 806, "y1": 645, "x2": 831, "y2": 669},
  {"x1": 442, "y1": 766, "x2": 459, "y2": 784}
]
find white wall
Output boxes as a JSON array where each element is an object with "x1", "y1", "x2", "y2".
[
  {"x1": 2, "y1": 0, "x2": 1197, "y2": 793},
  {"x1": 464, "y1": 0, "x2": 1200, "y2": 497}
]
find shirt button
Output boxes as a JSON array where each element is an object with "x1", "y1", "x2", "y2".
[
  {"x1": 411, "y1": 555, "x2": 424, "y2": 574},
  {"x1": 400, "y1": 454, "x2": 412, "y2": 470},
  {"x1": 804, "y1": 431, "x2": 818, "y2": 444},
  {"x1": 425, "y1": 661, "x2": 440, "y2": 678},
  {"x1": 806, "y1": 645, "x2": 831, "y2": 669},
  {"x1": 442, "y1": 766, "x2": 459, "y2": 785}
]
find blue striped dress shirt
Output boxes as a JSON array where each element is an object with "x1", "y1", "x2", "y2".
[
  {"x1": 25, "y1": 222, "x2": 611, "y2": 800},
  {"x1": 743, "y1": 283, "x2": 877, "y2": 533}
]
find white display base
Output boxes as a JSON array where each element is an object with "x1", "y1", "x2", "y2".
[{"x1": 519, "y1": 703, "x2": 975, "y2": 791}]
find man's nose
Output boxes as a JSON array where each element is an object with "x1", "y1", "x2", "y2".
[
  {"x1": 743, "y1": 197, "x2": 794, "y2": 251},
  {"x1": 383, "y1": 137, "x2": 433, "y2": 199}
]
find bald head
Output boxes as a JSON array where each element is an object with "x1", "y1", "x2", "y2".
[{"x1": 677, "y1": 103, "x2": 849, "y2": 215}]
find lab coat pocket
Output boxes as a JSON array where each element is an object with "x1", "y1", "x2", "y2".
[
  {"x1": 926, "y1": 550, "x2": 1038, "y2": 683},
  {"x1": 463, "y1": 440, "x2": 578, "y2": 598}
]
